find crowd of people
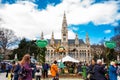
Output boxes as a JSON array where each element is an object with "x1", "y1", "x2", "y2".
[
  {"x1": 78, "y1": 59, "x2": 120, "y2": 80},
  {"x1": 0, "y1": 54, "x2": 52, "y2": 80},
  {"x1": 1, "y1": 54, "x2": 120, "y2": 80}
]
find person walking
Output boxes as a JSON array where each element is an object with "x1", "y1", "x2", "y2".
[
  {"x1": 93, "y1": 59, "x2": 106, "y2": 80},
  {"x1": 109, "y1": 61, "x2": 117, "y2": 80},
  {"x1": 82, "y1": 64, "x2": 87, "y2": 80},
  {"x1": 87, "y1": 59, "x2": 96, "y2": 80},
  {"x1": 117, "y1": 63, "x2": 120, "y2": 80},
  {"x1": 10, "y1": 61, "x2": 16, "y2": 80},
  {"x1": 50, "y1": 60, "x2": 59, "y2": 80},
  {"x1": 30, "y1": 61, "x2": 36, "y2": 79},
  {"x1": 6, "y1": 63, "x2": 12, "y2": 78},
  {"x1": 35, "y1": 63, "x2": 42, "y2": 80},
  {"x1": 43, "y1": 63, "x2": 49, "y2": 78},
  {"x1": 77, "y1": 62, "x2": 82, "y2": 74},
  {"x1": 13, "y1": 62, "x2": 21, "y2": 80},
  {"x1": 18, "y1": 54, "x2": 33, "y2": 80}
]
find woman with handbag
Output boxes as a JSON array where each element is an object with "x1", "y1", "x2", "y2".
[{"x1": 18, "y1": 54, "x2": 33, "y2": 80}]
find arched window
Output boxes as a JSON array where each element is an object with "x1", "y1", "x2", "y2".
[
  {"x1": 47, "y1": 53, "x2": 49, "y2": 56},
  {"x1": 85, "y1": 53, "x2": 86, "y2": 57},
  {"x1": 76, "y1": 53, "x2": 78, "y2": 58},
  {"x1": 51, "y1": 53, "x2": 53, "y2": 58},
  {"x1": 80, "y1": 53, "x2": 81, "y2": 58},
  {"x1": 88, "y1": 50, "x2": 89, "y2": 52},
  {"x1": 82, "y1": 53, "x2": 83, "y2": 57},
  {"x1": 51, "y1": 50, "x2": 53, "y2": 52}
]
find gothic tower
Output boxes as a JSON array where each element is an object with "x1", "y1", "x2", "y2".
[
  {"x1": 75, "y1": 34, "x2": 79, "y2": 46},
  {"x1": 50, "y1": 32, "x2": 55, "y2": 45},
  {"x1": 61, "y1": 12, "x2": 68, "y2": 51},
  {"x1": 61, "y1": 12, "x2": 68, "y2": 45},
  {"x1": 86, "y1": 32, "x2": 90, "y2": 46},
  {"x1": 41, "y1": 32, "x2": 44, "y2": 40}
]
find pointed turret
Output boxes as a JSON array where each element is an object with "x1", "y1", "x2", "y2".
[
  {"x1": 41, "y1": 32, "x2": 44, "y2": 40},
  {"x1": 50, "y1": 32, "x2": 55, "y2": 45},
  {"x1": 86, "y1": 32, "x2": 90, "y2": 45},
  {"x1": 75, "y1": 34, "x2": 79, "y2": 46},
  {"x1": 52, "y1": 32, "x2": 54, "y2": 39}
]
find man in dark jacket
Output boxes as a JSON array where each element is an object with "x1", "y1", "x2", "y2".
[
  {"x1": 43, "y1": 63, "x2": 50, "y2": 78},
  {"x1": 6, "y1": 63, "x2": 12, "y2": 78},
  {"x1": 87, "y1": 59, "x2": 96, "y2": 80},
  {"x1": 13, "y1": 62, "x2": 21, "y2": 80},
  {"x1": 30, "y1": 61, "x2": 36, "y2": 79},
  {"x1": 93, "y1": 59, "x2": 106, "y2": 80}
]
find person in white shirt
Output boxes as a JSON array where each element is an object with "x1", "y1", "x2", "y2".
[{"x1": 35, "y1": 63, "x2": 42, "y2": 80}]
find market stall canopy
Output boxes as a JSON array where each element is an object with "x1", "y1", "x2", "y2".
[
  {"x1": 58, "y1": 62, "x2": 65, "y2": 68},
  {"x1": 57, "y1": 55, "x2": 79, "y2": 63}
]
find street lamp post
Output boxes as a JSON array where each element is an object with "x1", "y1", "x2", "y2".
[
  {"x1": 117, "y1": 55, "x2": 120, "y2": 62},
  {"x1": 14, "y1": 53, "x2": 18, "y2": 62}
]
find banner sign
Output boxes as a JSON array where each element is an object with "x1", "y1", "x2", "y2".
[{"x1": 104, "y1": 41, "x2": 116, "y2": 49}]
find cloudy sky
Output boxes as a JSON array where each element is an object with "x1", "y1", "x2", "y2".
[{"x1": 0, "y1": 0, "x2": 120, "y2": 44}]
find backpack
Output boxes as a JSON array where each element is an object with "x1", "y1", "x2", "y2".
[{"x1": 18, "y1": 66, "x2": 27, "y2": 79}]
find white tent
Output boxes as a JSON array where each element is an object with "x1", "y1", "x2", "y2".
[{"x1": 57, "y1": 55, "x2": 79, "y2": 63}]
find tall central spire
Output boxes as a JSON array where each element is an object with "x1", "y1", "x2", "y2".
[
  {"x1": 62, "y1": 12, "x2": 67, "y2": 29},
  {"x1": 61, "y1": 12, "x2": 68, "y2": 48},
  {"x1": 41, "y1": 32, "x2": 44, "y2": 40},
  {"x1": 50, "y1": 32, "x2": 54, "y2": 45},
  {"x1": 86, "y1": 32, "x2": 90, "y2": 45},
  {"x1": 75, "y1": 34, "x2": 79, "y2": 46}
]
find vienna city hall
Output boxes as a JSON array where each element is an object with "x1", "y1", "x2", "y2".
[{"x1": 41, "y1": 13, "x2": 92, "y2": 63}]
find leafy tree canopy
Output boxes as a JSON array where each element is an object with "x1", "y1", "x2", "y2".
[{"x1": 10, "y1": 38, "x2": 47, "y2": 63}]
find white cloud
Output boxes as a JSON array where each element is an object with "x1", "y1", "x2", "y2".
[
  {"x1": 68, "y1": 30, "x2": 76, "y2": 39},
  {"x1": 0, "y1": 0, "x2": 119, "y2": 40},
  {"x1": 72, "y1": 27, "x2": 78, "y2": 31},
  {"x1": 104, "y1": 30, "x2": 111, "y2": 34},
  {"x1": 112, "y1": 22, "x2": 119, "y2": 26}
]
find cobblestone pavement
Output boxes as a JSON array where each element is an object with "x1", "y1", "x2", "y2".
[{"x1": 0, "y1": 73, "x2": 83, "y2": 80}]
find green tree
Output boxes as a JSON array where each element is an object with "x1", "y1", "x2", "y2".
[
  {"x1": 37, "y1": 47, "x2": 47, "y2": 63},
  {"x1": 11, "y1": 38, "x2": 47, "y2": 63},
  {"x1": 106, "y1": 48, "x2": 117, "y2": 62},
  {"x1": 111, "y1": 34, "x2": 120, "y2": 52}
]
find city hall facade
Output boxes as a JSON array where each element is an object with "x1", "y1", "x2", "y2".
[{"x1": 41, "y1": 13, "x2": 92, "y2": 63}]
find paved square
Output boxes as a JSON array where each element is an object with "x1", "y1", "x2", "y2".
[{"x1": 0, "y1": 73, "x2": 83, "y2": 80}]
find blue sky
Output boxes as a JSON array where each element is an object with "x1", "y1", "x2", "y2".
[{"x1": 0, "y1": 0, "x2": 120, "y2": 44}]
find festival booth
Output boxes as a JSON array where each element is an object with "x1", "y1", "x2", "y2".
[
  {"x1": 58, "y1": 55, "x2": 79, "y2": 63},
  {"x1": 58, "y1": 55, "x2": 79, "y2": 74}
]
